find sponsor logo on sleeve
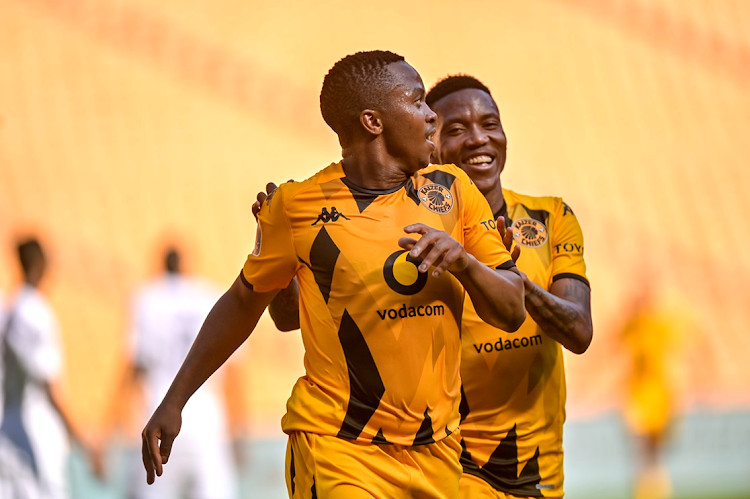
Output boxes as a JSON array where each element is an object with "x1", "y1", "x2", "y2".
[{"x1": 252, "y1": 224, "x2": 262, "y2": 256}]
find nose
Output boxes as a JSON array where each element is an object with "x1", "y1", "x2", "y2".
[
  {"x1": 425, "y1": 104, "x2": 437, "y2": 124},
  {"x1": 466, "y1": 125, "x2": 489, "y2": 147}
]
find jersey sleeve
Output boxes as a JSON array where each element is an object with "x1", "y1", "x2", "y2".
[
  {"x1": 457, "y1": 170, "x2": 514, "y2": 270},
  {"x1": 9, "y1": 303, "x2": 63, "y2": 383},
  {"x1": 550, "y1": 199, "x2": 589, "y2": 286},
  {"x1": 242, "y1": 184, "x2": 299, "y2": 292}
]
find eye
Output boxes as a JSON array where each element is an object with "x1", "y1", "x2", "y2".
[
  {"x1": 484, "y1": 121, "x2": 500, "y2": 130},
  {"x1": 447, "y1": 125, "x2": 465, "y2": 136}
]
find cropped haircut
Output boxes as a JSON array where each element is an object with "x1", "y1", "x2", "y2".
[
  {"x1": 425, "y1": 74, "x2": 493, "y2": 108},
  {"x1": 320, "y1": 50, "x2": 405, "y2": 144},
  {"x1": 17, "y1": 238, "x2": 44, "y2": 276},
  {"x1": 165, "y1": 247, "x2": 181, "y2": 274}
]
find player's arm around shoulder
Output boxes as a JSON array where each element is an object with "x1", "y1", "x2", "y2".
[
  {"x1": 252, "y1": 181, "x2": 301, "y2": 332},
  {"x1": 523, "y1": 197, "x2": 592, "y2": 354}
]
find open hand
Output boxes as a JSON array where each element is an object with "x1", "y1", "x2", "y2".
[
  {"x1": 141, "y1": 402, "x2": 182, "y2": 485},
  {"x1": 496, "y1": 216, "x2": 521, "y2": 262}
]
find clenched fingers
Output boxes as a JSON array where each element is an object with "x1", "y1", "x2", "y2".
[{"x1": 401, "y1": 224, "x2": 469, "y2": 276}]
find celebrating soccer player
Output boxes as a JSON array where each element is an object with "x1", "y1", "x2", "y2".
[{"x1": 141, "y1": 51, "x2": 526, "y2": 498}]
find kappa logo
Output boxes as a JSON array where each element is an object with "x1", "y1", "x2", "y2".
[
  {"x1": 418, "y1": 184, "x2": 454, "y2": 214},
  {"x1": 312, "y1": 207, "x2": 350, "y2": 225},
  {"x1": 512, "y1": 218, "x2": 548, "y2": 248}
]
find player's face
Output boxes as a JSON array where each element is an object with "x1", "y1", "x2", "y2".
[
  {"x1": 431, "y1": 88, "x2": 507, "y2": 196},
  {"x1": 379, "y1": 62, "x2": 437, "y2": 174}
]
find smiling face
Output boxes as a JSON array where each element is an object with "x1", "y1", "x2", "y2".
[
  {"x1": 430, "y1": 88, "x2": 507, "y2": 196},
  {"x1": 379, "y1": 61, "x2": 438, "y2": 174}
]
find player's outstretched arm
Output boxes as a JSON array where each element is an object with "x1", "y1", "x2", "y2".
[
  {"x1": 400, "y1": 223, "x2": 525, "y2": 332},
  {"x1": 141, "y1": 275, "x2": 277, "y2": 484},
  {"x1": 521, "y1": 277, "x2": 592, "y2": 354}
]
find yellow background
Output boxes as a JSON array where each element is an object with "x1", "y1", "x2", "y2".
[{"x1": 1, "y1": 0, "x2": 749, "y2": 438}]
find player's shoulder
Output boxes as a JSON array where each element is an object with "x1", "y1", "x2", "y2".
[
  {"x1": 419, "y1": 163, "x2": 475, "y2": 190},
  {"x1": 503, "y1": 188, "x2": 569, "y2": 215},
  {"x1": 266, "y1": 162, "x2": 342, "y2": 206},
  {"x1": 14, "y1": 285, "x2": 55, "y2": 326}
]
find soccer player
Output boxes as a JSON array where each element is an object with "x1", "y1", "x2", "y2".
[
  {"x1": 128, "y1": 247, "x2": 237, "y2": 499},
  {"x1": 426, "y1": 75, "x2": 593, "y2": 498},
  {"x1": 0, "y1": 238, "x2": 89, "y2": 498},
  {"x1": 141, "y1": 51, "x2": 526, "y2": 498},
  {"x1": 260, "y1": 74, "x2": 593, "y2": 498}
]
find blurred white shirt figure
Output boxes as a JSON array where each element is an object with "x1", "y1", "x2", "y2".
[
  {"x1": 0, "y1": 239, "x2": 70, "y2": 499},
  {"x1": 130, "y1": 247, "x2": 238, "y2": 499}
]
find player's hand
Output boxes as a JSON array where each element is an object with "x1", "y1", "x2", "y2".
[
  {"x1": 496, "y1": 216, "x2": 521, "y2": 262},
  {"x1": 399, "y1": 223, "x2": 471, "y2": 277},
  {"x1": 141, "y1": 402, "x2": 182, "y2": 485},
  {"x1": 251, "y1": 183, "x2": 276, "y2": 220},
  {"x1": 252, "y1": 180, "x2": 293, "y2": 220}
]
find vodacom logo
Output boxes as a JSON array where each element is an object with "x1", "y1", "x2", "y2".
[{"x1": 383, "y1": 250, "x2": 428, "y2": 295}]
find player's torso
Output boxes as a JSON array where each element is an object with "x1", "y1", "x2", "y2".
[
  {"x1": 282, "y1": 165, "x2": 477, "y2": 445},
  {"x1": 459, "y1": 191, "x2": 566, "y2": 496}
]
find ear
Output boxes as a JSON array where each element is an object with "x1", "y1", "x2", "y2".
[{"x1": 360, "y1": 109, "x2": 383, "y2": 136}]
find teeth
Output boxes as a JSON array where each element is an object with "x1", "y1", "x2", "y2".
[{"x1": 466, "y1": 155, "x2": 492, "y2": 165}]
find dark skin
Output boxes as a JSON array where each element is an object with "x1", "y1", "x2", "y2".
[
  {"x1": 431, "y1": 88, "x2": 592, "y2": 354},
  {"x1": 142, "y1": 60, "x2": 526, "y2": 484},
  {"x1": 260, "y1": 87, "x2": 592, "y2": 354}
]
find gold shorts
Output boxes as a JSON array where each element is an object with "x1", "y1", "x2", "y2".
[
  {"x1": 285, "y1": 430, "x2": 462, "y2": 498},
  {"x1": 459, "y1": 473, "x2": 538, "y2": 499}
]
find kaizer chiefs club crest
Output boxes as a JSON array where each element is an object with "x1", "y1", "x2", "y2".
[
  {"x1": 383, "y1": 250, "x2": 428, "y2": 295},
  {"x1": 512, "y1": 218, "x2": 549, "y2": 248},
  {"x1": 418, "y1": 184, "x2": 454, "y2": 214}
]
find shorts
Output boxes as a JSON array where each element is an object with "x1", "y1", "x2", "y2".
[
  {"x1": 285, "y1": 430, "x2": 462, "y2": 499},
  {"x1": 459, "y1": 473, "x2": 537, "y2": 499}
]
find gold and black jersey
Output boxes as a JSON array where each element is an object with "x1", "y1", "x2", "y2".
[
  {"x1": 459, "y1": 189, "x2": 588, "y2": 497},
  {"x1": 242, "y1": 162, "x2": 514, "y2": 446}
]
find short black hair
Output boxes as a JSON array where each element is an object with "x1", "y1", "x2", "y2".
[
  {"x1": 17, "y1": 238, "x2": 45, "y2": 277},
  {"x1": 165, "y1": 247, "x2": 181, "y2": 274},
  {"x1": 320, "y1": 50, "x2": 405, "y2": 144},
  {"x1": 425, "y1": 74, "x2": 492, "y2": 108}
]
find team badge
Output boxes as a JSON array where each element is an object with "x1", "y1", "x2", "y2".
[
  {"x1": 512, "y1": 218, "x2": 548, "y2": 248},
  {"x1": 418, "y1": 184, "x2": 454, "y2": 214}
]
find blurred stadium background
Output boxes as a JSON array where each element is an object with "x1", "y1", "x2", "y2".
[{"x1": 1, "y1": 0, "x2": 749, "y2": 497}]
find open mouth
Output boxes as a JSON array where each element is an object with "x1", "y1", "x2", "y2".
[{"x1": 464, "y1": 154, "x2": 494, "y2": 167}]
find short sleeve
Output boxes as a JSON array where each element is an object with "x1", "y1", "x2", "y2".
[
  {"x1": 457, "y1": 170, "x2": 514, "y2": 270},
  {"x1": 242, "y1": 184, "x2": 299, "y2": 292},
  {"x1": 550, "y1": 200, "x2": 589, "y2": 286},
  {"x1": 9, "y1": 300, "x2": 63, "y2": 383}
]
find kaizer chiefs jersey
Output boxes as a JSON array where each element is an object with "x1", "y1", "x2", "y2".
[
  {"x1": 243, "y1": 162, "x2": 514, "y2": 446},
  {"x1": 459, "y1": 189, "x2": 588, "y2": 498}
]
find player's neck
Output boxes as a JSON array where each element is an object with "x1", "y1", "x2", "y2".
[
  {"x1": 341, "y1": 146, "x2": 412, "y2": 190},
  {"x1": 483, "y1": 180, "x2": 506, "y2": 216}
]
